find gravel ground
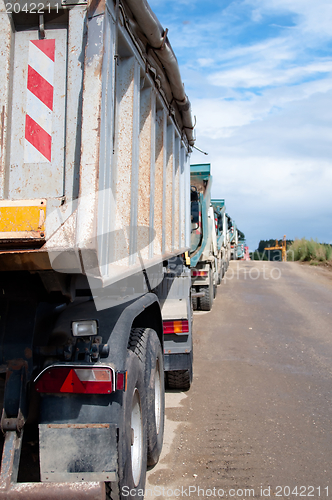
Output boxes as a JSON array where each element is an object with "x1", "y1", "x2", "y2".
[{"x1": 146, "y1": 261, "x2": 332, "y2": 500}]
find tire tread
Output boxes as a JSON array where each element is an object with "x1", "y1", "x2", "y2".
[
  {"x1": 128, "y1": 328, "x2": 148, "y2": 362},
  {"x1": 166, "y1": 370, "x2": 191, "y2": 391},
  {"x1": 199, "y1": 286, "x2": 213, "y2": 311}
]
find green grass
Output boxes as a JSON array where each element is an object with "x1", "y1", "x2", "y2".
[{"x1": 287, "y1": 238, "x2": 332, "y2": 263}]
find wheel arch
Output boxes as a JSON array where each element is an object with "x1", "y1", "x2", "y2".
[
  {"x1": 106, "y1": 293, "x2": 163, "y2": 373},
  {"x1": 131, "y1": 301, "x2": 163, "y2": 350}
]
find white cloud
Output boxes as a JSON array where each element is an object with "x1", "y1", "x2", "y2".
[
  {"x1": 192, "y1": 79, "x2": 332, "y2": 139},
  {"x1": 210, "y1": 60, "x2": 332, "y2": 89},
  {"x1": 244, "y1": 0, "x2": 332, "y2": 39},
  {"x1": 197, "y1": 58, "x2": 215, "y2": 68}
]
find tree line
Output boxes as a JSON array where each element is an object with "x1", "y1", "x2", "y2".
[{"x1": 250, "y1": 239, "x2": 293, "y2": 261}]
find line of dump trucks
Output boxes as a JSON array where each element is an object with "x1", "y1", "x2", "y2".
[{"x1": 0, "y1": 0, "x2": 246, "y2": 498}]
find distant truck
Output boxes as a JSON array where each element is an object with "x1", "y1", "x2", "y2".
[
  {"x1": 190, "y1": 164, "x2": 218, "y2": 311},
  {"x1": 211, "y1": 199, "x2": 230, "y2": 283},
  {"x1": 0, "y1": 0, "x2": 195, "y2": 498},
  {"x1": 228, "y1": 216, "x2": 238, "y2": 260},
  {"x1": 236, "y1": 230, "x2": 246, "y2": 260}
]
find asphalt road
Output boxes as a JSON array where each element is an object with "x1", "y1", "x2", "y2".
[{"x1": 146, "y1": 261, "x2": 332, "y2": 500}]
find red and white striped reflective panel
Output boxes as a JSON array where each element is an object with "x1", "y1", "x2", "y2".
[
  {"x1": 35, "y1": 367, "x2": 114, "y2": 394},
  {"x1": 24, "y1": 39, "x2": 55, "y2": 163}
]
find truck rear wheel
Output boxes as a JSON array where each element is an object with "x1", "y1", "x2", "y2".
[
  {"x1": 199, "y1": 270, "x2": 214, "y2": 311},
  {"x1": 166, "y1": 364, "x2": 192, "y2": 391},
  {"x1": 217, "y1": 261, "x2": 222, "y2": 285},
  {"x1": 218, "y1": 262, "x2": 225, "y2": 284},
  {"x1": 166, "y1": 337, "x2": 193, "y2": 392},
  {"x1": 128, "y1": 328, "x2": 165, "y2": 467},
  {"x1": 107, "y1": 350, "x2": 147, "y2": 499}
]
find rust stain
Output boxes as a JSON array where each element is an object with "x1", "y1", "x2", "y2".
[
  {"x1": 165, "y1": 147, "x2": 173, "y2": 253},
  {"x1": 7, "y1": 359, "x2": 27, "y2": 372},
  {"x1": 47, "y1": 423, "x2": 110, "y2": 429},
  {"x1": 154, "y1": 111, "x2": 164, "y2": 256},
  {"x1": 0, "y1": 106, "x2": 4, "y2": 158},
  {"x1": 94, "y1": 61, "x2": 103, "y2": 79},
  {"x1": 24, "y1": 348, "x2": 32, "y2": 360},
  {"x1": 88, "y1": 0, "x2": 105, "y2": 18},
  {"x1": 0, "y1": 250, "x2": 52, "y2": 272},
  {"x1": 0, "y1": 481, "x2": 105, "y2": 498},
  {"x1": 137, "y1": 89, "x2": 152, "y2": 259}
]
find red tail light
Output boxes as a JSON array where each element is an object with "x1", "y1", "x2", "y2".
[
  {"x1": 35, "y1": 366, "x2": 114, "y2": 394},
  {"x1": 163, "y1": 320, "x2": 189, "y2": 335},
  {"x1": 192, "y1": 270, "x2": 208, "y2": 277}
]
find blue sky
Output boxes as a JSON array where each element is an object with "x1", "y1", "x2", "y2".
[{"x1": 149, "y1": 0, "x2": 332, "y2": 250}]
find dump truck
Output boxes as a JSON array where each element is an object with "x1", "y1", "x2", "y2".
[
  {"x1": 228, "y1": 216, "x2": 238, "y2": 260},
  {"x1": 211, "y1": 198, "x2": 230, "y2": 283},
  {"x1": 190, "y1": 164, "x2": 218, "y2": 311},
  {"x1": 243, "y1": 246, "x2": 250, "y2": 261},
  {"x1": 236, "y1": 230, "x2": 246, "y2": 260},
  {"x1": 0, "y1": 0, "x2": 195, "y2": 497}
]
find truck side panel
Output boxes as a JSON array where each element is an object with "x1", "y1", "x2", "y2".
[{"x1": 0, "y1": 1, "x2": 191, "y2": 285}]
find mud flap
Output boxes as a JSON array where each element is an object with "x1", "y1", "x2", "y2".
[{"x1": 39, "y1": 423, "x2": 118, "y2": 482}]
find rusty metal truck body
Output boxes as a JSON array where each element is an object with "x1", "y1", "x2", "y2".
[{"x1": 0, "y1": 0, "x2": 195, "y2": 497}]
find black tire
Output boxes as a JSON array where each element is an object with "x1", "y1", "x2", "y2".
[
  {"x1": 192, "y1": 295, "x2": 198, "y2": 311},
  {"x1": 217, "y1": 260, "x2": 222, "y2": 285},
  {"x1": 199, "y1": 269, "x2": 213, "y2": 311},
  {"x1": 166, "y1": 335, "x2": 193, "y2": 392},
  {"x1": 219, "y1": 262, "x2": 223, "y2": 281},
  {"x1": 107, "y1": 350, "x2": 147, "y2": 500},
  {"x1": 128, "y1": 328, "x2": 165, "y2": 467},
  {"x1": 166, "y1": 366, "x2": 192, "y2": 391}
]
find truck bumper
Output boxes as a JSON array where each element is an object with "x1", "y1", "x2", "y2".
[{"x1": 0, "y1": 481, "x2": 105, "y2": 500}]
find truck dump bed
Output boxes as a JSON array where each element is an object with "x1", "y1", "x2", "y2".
[
  {"x1": 211, "y1": 198, "x2": 226, "y2": 250},
  {"x1": 0, "y1": 0, "x2": 194, "y2": 289},
  {"x1": 190, "y1": 163, "x2": 213, "y2": 267}
]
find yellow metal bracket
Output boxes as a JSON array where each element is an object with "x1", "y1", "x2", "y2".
[
  {"x1": 0, "y1": 199, "x2": 46, "y2": 239},
  {"x1": 265, "y1": 235, "x2": 287, "y2": 262},
  {"x1": 185, "y1": 251, "x2": 191, "y2": 266}
]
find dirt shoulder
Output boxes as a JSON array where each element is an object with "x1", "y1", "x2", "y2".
[{"x1": 295, "y1": 260, "x2": 332, "y2": 284}]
